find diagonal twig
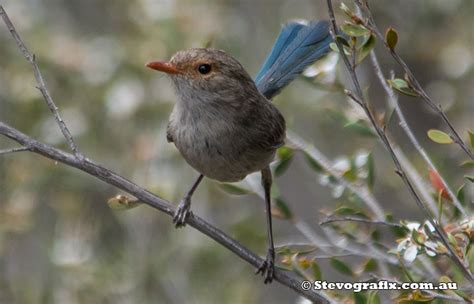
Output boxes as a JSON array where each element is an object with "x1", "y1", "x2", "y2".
[
  {"x1": 320, "y1": 216, "x2": 402, "y2": 228},
  {"x1": 369, "y1": 52, "x2": 467, "y2": 217},
  {"x1": 354, "y1": 0, "x2": 473, "y2": 160},
  {"x1": 0, "y1": 146, "x2": 30, "y2": 156},
  {"x1": 0, "y1": 121, "x2": 331, "y2": 304},
  {"x1": 0, "y1": 5, "x2": 83, "y2": 160},
  {"x1": 325, "y1": 0, "x2": 473, "y2": 283}
]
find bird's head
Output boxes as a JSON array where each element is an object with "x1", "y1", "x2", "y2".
[{"x1": 146, "y1": 48, "x2": 258, "y2": 105}]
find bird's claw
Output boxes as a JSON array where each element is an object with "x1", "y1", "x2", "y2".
[
  {"x1": 256, "y1": 249, "x2": 275, "y2": 284},
  {"x1": 172, "y1": 196, "x2": 191, "y2": 228}
]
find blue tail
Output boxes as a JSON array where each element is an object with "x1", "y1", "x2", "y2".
[{"x1": 255, "y1": 20, "x2": 332, "y2": 99}]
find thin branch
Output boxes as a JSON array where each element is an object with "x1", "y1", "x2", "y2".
[
  {"x1": 393, "y1": 145, "x2": 438, "y2": 215},
  {"x1": 325, "y1": 0, "x2": 473, "y2": 283},
  {"x1": 243, "y1": 169, "x2": 404, "y2": 275},
  {"x1": 0, "y1": 146, "x2": 30, "y2": 156},
  {"x1": 0, "y1": 121, "x2": 330, "y2": 304},
  {"x1": 369, "y1": 52, "x2": 467, "y2": 217},
  {"x1": 0, "y1": 5, "x2": 83, "y2": 160},
  {"x1": 320, "y1": 216, "x2": 402, "y2": 228},
  {"x1": 355, "y1": 1, "x2": 474, "y2": 160}
]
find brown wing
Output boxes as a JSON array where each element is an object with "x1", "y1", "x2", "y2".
[{"x1": 237, "y1": 98, "x2": 286, "y2": 152}]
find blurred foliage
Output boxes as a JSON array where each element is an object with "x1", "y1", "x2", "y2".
[{"x1": 0, "y1": 0, "x2": 473, "y2": 303}]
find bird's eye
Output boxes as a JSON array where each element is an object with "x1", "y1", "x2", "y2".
[{"x1": 197, "y1": 64, "x2": 212, "y2": 74}]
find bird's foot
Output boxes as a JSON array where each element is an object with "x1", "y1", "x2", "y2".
[
  {"x1": 172, "y1": 196, "x2": 192, "y2": 228},
  {"x1": 256, "y1": 248, "x2": 275, "y2": 284}
]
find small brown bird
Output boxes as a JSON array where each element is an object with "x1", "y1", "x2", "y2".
[
  {"x1": 147, "y1": 48, "x2": 285, "y2": 282},
  {"x1": 146, "y1": 20, "x2": 331, "y2": 283}
]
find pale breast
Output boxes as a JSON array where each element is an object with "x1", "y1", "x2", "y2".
[{"x1": 169, "y1": 105, "x2": 282, "y2": 182}]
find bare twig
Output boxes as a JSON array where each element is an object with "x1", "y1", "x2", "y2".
[
  {"x1": 325, "y1": 0, "x2": 473, "y2": 283},
  {"x1": 320, "y1": 216, "x2": 402, "y2": 228},
  {"x1": 0, "y1": 146, "x2": 30, "y2": 156},
  {"x1": 0, "y1": 121, "x2": 330, "y2": 304},
  {"x1": 369, "y1": 52, "x2": 467, "y2": 217},
  {"x1": 393, "y1": 146, "x2": 438, "y2": 215},
  {"x1": 355, "y1": 1, "x2": 474, "y2": 160},
  {"x1": 0, "y1": 5, "x2": 83, "y2": 160}
]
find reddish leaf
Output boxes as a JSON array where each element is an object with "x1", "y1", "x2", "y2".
[{"x1": 428, "y1": 169, "x2": 450, "y2": 200}]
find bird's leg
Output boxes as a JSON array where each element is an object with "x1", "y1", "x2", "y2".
[
  {"x1": 173, "y1": 174, "x2": 204, "y2": 228},
  {"x1": 256, "y1": 166, "x2": 275, "y2": 284}
]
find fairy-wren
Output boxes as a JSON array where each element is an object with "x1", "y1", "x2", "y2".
[{"x1": 146, "y1": 20, "x2": 331, "y2": 283}]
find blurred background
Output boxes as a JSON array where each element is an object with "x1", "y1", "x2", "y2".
[{"x1": 0, "y1": 0, "x2": 472, "y2": 303}]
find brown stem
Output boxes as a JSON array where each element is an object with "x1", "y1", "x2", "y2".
[
  {"x1": 325, "y1": 0, "x2": 473, "y2": 283},
  {"x1": 0, "y1": 5, "x2": 83, "y2": 160},
  {"x1": 356, "y1": 2, "x2": 474, "y2": 160}
]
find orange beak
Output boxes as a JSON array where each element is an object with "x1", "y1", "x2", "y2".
[{"x1": 145, "y1": 60, "x2": 180, "y2": 74}]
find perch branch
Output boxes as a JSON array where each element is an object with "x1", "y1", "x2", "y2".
[
  {"x1": 0, "y1": 6, "x2": 332, "y2": 302},
  {"x1": 0, "y1": 121, "x2": 330, "y2": 304}
]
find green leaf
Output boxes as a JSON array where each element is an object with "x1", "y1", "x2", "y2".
[
  {"x1": 344, "y1": 120, "x2": 377, "y2": 137},
  {"x1": 290, "y1": 254, "x2": 307, "y2": 278},
  {"x1": 385, "y1": 27, "x2": 398, "y2": 50},
  {"x1": 468, "y1": 130, "x2": 474, "y2": 149},
  {"x1": 275, "y1": 244, "x2": 316, "y2": 255},
  {"x1": 303, "y1": 152, "x2": 324, "y2": 173},
  {"x1": 333, "y1": 206, "x2": 368, "y2": 218},
  {"x1": 468, "y1": 245, "x2": 474, "y2": 274},
  {"x1": 341, "y1": 22, "x2": 369, "y2": 37},
  {"x1": 465, "y1": 175, "x2": 474, "y2": 183},
  {"x1": 456, "y1": 184, "x2": 465, "y2": 204},
  {"x1": 367, "y1": 291, "x2": 381, "y2": 304},
  {"x1": 274, "y1": 197, "x2": 293, "y2": 219},
  {"x1": 427, "y1": 129, "x2": 454, "y2": 144},
  {"x1": 311, "y1": 259, "x2": 323, "y2": 281},
  {"x1": 371, "y1": 229, "x2": 380, "y2": 242},
  {"x1": 343, "y1": 158, "x2": 358, "y2": 181},
  {"x1": 219, "y1": 183, "x2": 251, "y2": 195},
  {"x1": 354, "y1": 292, "x2": 367, "y2": 304},
  {"x1": 460, "y1": 160, "x2": 474, "y2": 168},
  {"x1": 366, "y1": 292, "x2": 381, "y2": 304},
  {"x1": 311, "y1": 259, "x2": 322, "y2": 280},
  {"x1": 411, "y1": 229, "x2": 425, "y2": 245},
  {"x1": 336, "y1": 35, "x2": 350, "y2": 47},
  {"x1": 447, "y1": 232, "x2": 457, "y2": 247},
  {"x1": 107, "y1": 195, "x2": 142, "y2": 210},
  {"x1": 329, "y1": 42, "x2": 351, "y2": 55},
  {"x1": 275, "y1": 146, "x2": 294, "y2": 176},
  {"x1": 363, "y1": 258, "x2": 378, "y2": 272},
  {"x1": 330, "y1": 258, "x2": 354, "y2": 276},
  {"x1": 387, "y1": 78, "x2": 419, "y2": 97},
  {"x1": 340, "y1": 2, "x2": 353, "y2": 17},
  {"x1": 356, "y1": 34, "x2": 376, "y2": 64}
]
